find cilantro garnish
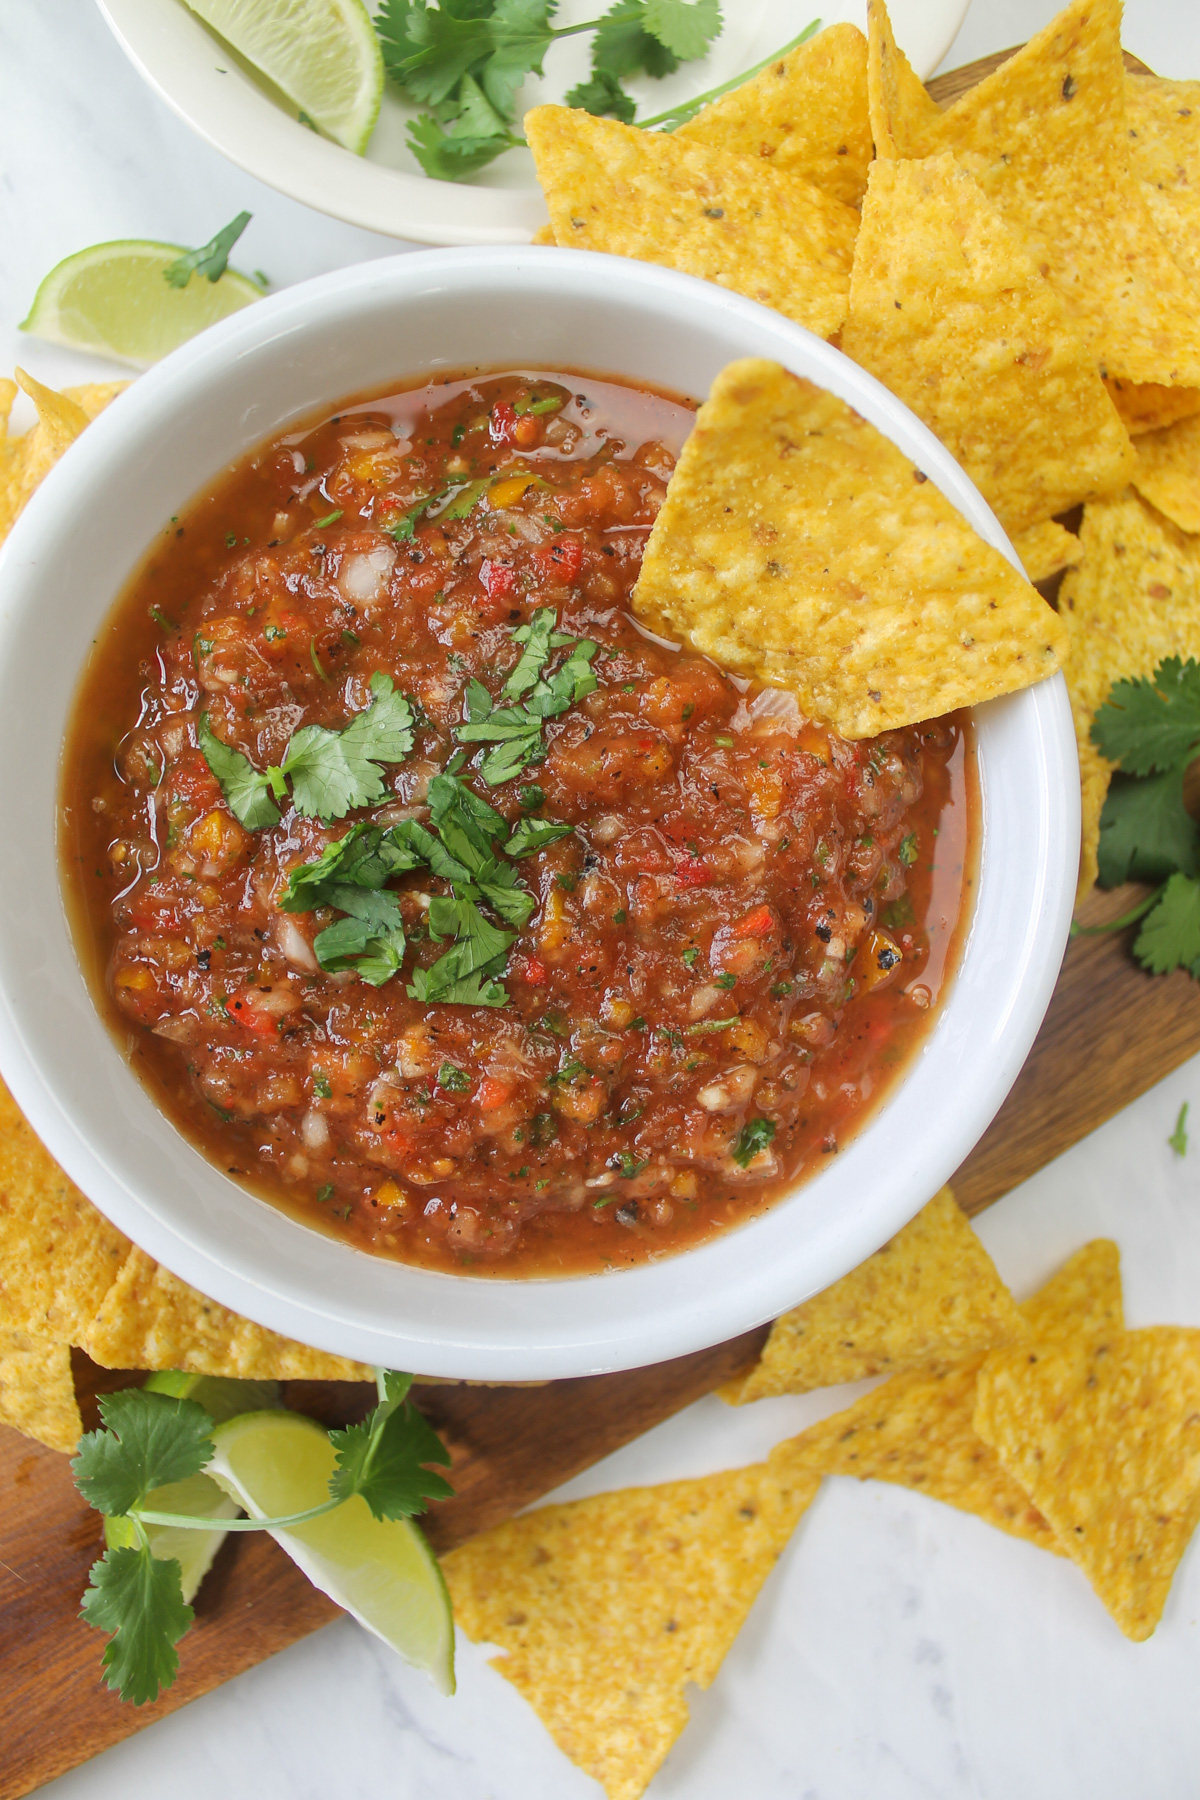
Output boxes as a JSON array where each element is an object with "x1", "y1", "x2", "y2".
[
  {"x1": 505, "y1": 816, "x2": 575, "y2": 857},
  {"x1": 163, "y1": 211, "x2": 251, "y2": 289},
  {"x1": 730, "y1": 1116, "x2": 775, "y2": 1168},
  {"x1": 199, "y1": 672, "x2": 414, "y2": 827},
  {"x1": 1170, "y1": 1100, "x2": 1190, "y2": 1157},
  {"x1": 1089, "y1": 658, "x2": 1200, "y2": 979},
  {"x1": 73, "y1": 1376, "x2": 452, "y2": 1706},
  {"x1": 438, "y1": 1061, "x2": 471, "y2": 1091},
  {"x1": 457, "y1": 609, "x2": 598, "y2": 784}
]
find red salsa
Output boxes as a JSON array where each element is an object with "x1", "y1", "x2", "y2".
[{"x1": 61, "y1": 368, "x2": 975, "y2": 1276}]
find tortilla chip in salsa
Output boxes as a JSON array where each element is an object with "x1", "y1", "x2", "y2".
[
  {"x1": 524, "y1": 106, "x2": 858, "y2": 341},
  {"x1": 443, "y1": 1460, "x2": 819, "y2": 1800},
  {"x1": 632, "y1": 357, "x2": 1067, "y2": 738},
  {"x1": 721, "y1": 1186, "x2": 1024, "y2": 1403},
  {"x1": 841, "y1": 152, "x2": 1134, "y2": 537}
]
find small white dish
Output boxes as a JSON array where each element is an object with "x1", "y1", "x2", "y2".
[
  {"x1": 0, "y1": 248, "x2": 1076, "y2": 1378},
  {"x1": 95, "y1": 0, "x2": 970, "y2": 246}
]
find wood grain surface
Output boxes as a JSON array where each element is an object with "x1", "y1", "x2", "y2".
[{"x1": 1, "y1": 42, "x2": 1184, "y2": 1800}]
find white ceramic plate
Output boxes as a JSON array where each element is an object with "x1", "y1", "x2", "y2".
[
  {"x1": 96, "y1": 0, "x2": 971, "y2": 246},
  {"x1": 0, "y1": 249, "x2": 1075, "y2": 1379}
]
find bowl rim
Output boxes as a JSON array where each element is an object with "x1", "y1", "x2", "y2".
[{"x1": 0, "y1": 246, "x2": 1078, "y2": 1378}]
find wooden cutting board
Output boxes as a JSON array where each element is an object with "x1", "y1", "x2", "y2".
[{"x1": 0, "y1": 44, "x2": 1180, "y2": 1800}]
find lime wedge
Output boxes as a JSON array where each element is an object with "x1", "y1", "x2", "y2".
[
  {"x1": 208, "y1": 1410, "x2": 455, "y2": 1694},
  {"x1": 182, "y1": 0, "x2": 383, "y2": 153},
  {"x1": 105, "y1": 1473, "x2": 241, "y2": 1604},
  {"x1": 20, "y1": 241, "x2": 262, "y2": 369},
  {"x1": 103, "y1": 1373, "x2": 282, "y2": 1601},
  {"x1": 143, "y1": 1369, "x2": 282, "y2": 1421}
]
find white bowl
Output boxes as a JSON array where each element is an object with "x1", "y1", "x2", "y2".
[
  {"x1": 96, "y1": 0, "x2": 970, "y2": 246},
  {"x1": 0, "y1": 249, "x2": 1077, "y2": 1380}
]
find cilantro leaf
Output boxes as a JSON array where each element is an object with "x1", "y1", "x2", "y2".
[
  {"x1": 313, "y1": 890, "x2": 407, "y2": 986},
  {"x1": 1170, "y1": 1099, "x2": 1190, "y2": 1156},
  {"x1": 198, "y1": 716, "x2": 280, "y2": 829},
  {"x1": 80, "y1": 1545, "x2": 194, "y2": 1705},
  {"x1": 457, "y1": 617, "x2": 597, "y2": 784},
  {"x1": 163, "y1": 211, "x2": 251, "y2": 289},
  {"x1": 282, "y1": 675, "x2": 414, "y2": 820},
  {"x1": 564, "y1": 68, "x2": 637, "y2": 119},
  {"x1": 73, "y1": 1391, "x2": 215, "y2": 1518},
  {"x1": 1097, "y1": 769, "x2": 1199, "y2": 886},
  {"x1": 329, "y1": 1395, "x2": 454, "y2": 1520},
  {"x1": 730, "y1": 1116, "x2": 775, "y2": 1168},
  {"x1": 503, "y1": 607, "x2": 561, "y2": 699},
  {"x1": 339, "y1": 673, "x2": 416, "y2": 768},
  {"x1": 411, "y1": 895, "x2": 512, "y2": 1005},
  {"x1": 279, "y1": 822, "x2": 425, "y2": 913},
  {"x1": 428, "y1": 767, "x2": 509, "y2": 843},
  {"x1": 592, "y1": 0, "x2": 680, "y2": 79},
  {"x1": 1133, "y1": 871, "x2": 1200, "y2": 975},
  {"x1": 481, "y1": 0, "x2": 557, "y2": 116},
  {"x1": 1091, "y1": 657, "x2": 1200, "y2": 777},
  {"x1": 406, "y1": 71, "x2": 518, "y2": 179},
  {"x1": 505, "y1": 816, "x2": 575, "y2": 856},
  {"x1": 384, "y1": 0, "x2": 497, "y2": 104},
  {"x1": 642, "y1": 0, "x2": 721, "y2": 59}
]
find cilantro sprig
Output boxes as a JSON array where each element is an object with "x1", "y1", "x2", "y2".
[
  {"x1": 377, "y1": 0, "x2": 728, "y2": 181},
  {"x1": 457, "y1": 606, "x2": 598, "y2": 784},
  {"x1": 199, "y1": 672, "x2": 414, "y2": 827},
  {"x1": 163, "y1": 211, "x2": 253, "y2": 289},
  {"x1": 74, "y1": 1376, "x2": 452, "y2": 1706},
  {"x1": 1090, "y1": 657, "x2": 1200, "y2": 977}
]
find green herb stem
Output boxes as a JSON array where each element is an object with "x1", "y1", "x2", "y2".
[
  {"x1": 638, "y1": 21, "x2": 821, "y2": 131},
  {"x1": 134, "y1": 1497, "x2": 347, "y2": 1533},
  {"x1": 1069, "y1": 887, "x2": 1164, "y2": 936}
]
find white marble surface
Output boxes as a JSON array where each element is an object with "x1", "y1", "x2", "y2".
[{"x1": 5, "y1": 2, "x2": 1200, "y2": 1795}]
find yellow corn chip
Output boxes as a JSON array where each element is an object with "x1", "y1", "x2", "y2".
[
  {"x1": 0, "y1": 1077, "x2": 130, "y2": 1347},
  {"x1": 721, "y1": 1186, "x2": 1024, "y2": 1404},
  {"x1": 1125, "y1": 74, "x2": 1200, "y2": 287},
  {"x1": 1013, "y1": 519, "x2": 1083, "y2": 584},
  {"x1": 14, "y1": 367, "x2": 89, "y2": 493},
  {"x1": 64, "y1": 380, "x2": 130, "y2": 422},
  {"x1": 866, "y1": 0, "x2": 943, "y2": 162},
  {"x1": 1058, "y1": 490, "x2": 1200, "y2": 895},
  {"x1": 771, "y1": 1240, "x2": 1123, "y2": 1553},
  {"x1": 632, "y1": 357, "x2": 1067, "y2": 738},
  {"x1": 677, "y1": 22, "x2": 872, "y2": 211},
  {"x1": 1105, "y1": 377, "x2": 1200, "y2": 437},
  {"x1": 975, "y1": 1325, "x2": 1200, "y2": 1639},
  {"x1": 0, "y1": 371, "x2": 128, "y2": 547},
  {"x1": 871, "y1": 0, "x2": 1200, "y2": 391},
  {"x1": 1131, "y1": 412, "x2": 1200, "y2": 534},
  {"x1": 0, "y1": 1341, "x2": 81, "y2": 1454},
  {"x1": 83, "y1": 1247, "x2": 373, "y2": 1382},
  {"x1": 842, "y1": 153, "x2": 1134, "y2": 537},
  {"x1": 530, "y1": 222, "x2": 555, "y2": 245},
  {"x1": 525, "y1": 108, "x2": 858, "y2": 341},
  {"x1": 443, "y1": 1460, "x2": 820, "y2": 1800}
]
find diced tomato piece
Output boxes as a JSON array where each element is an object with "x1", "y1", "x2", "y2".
[
  {"x1": 480, "y1": 559, "x2": 517, "y2": 599},
  {"x1": 170, "y1": 751, "x2": 223, "y2": 813},
  {"x1": 225, "y1": 991, "x2": 280, "y2": 1038},
  {"x1": 674, "y1": 854, "x2": 713, "y2": 888},
  {"x1": 477, "y1": 1075, "x2": 515, "y2": 1111},
  {"x1": 515, "y1": 954, "x2": 548, "y2": 986},
  {"x1": 733, "y1": 904, "x2": 777, "y2": 939},
  {"x1": 123, "y1": 895, "x2": 184, "y2": 933},
  {"x1": 489, "y1": 402, "x2": 517, "y2": 444},
  {"x1": 530, "y1": 534, "x2": 584, "y2": 587}
]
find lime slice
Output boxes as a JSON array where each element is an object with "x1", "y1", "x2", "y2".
[
  {"x1": 143, "y1": 1369, "x2": 282, "y2": 1421},
  {"x1": 104, "y1": 1373, "x2": 282, "y2": 1601},
  {"x1": 20, "y1": 241, "x2": 262, "y2": 369},
  {"x1": 105, "y1": 1473, "x2": 240, "y2": 1604},
  {"x1": 208, "y1": 1410, "x2": 455, "y2": 1694},
  {"x1": 182, "y1": 0, "x2": 383, "y2": 153}
]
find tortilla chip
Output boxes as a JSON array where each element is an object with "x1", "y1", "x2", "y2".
[
  {"x1": 871, "y1": 0, "x2": 1200, "y2": 391},
  {"x1": 842, "y1": 153, "x2": 1134, "y2": 537},
  {"x1": 0, "y1": 1341, "x2": 82, "y2": 1454},
  {"x1": 1013, "y1": 519, "x2": 1083, "y2": 584},
  {"x1": 525, "y1": 107, "x2": 858, "y2": 341},
  {"x1": 721, "y1": 1187, "x2": 1024, "y2": 1404},
  {"x1": 1131, "y1": 412, "x2": 1200, "y2": 534},
  {"x1": 1105, "y1": 378, "x2": 1200, "y2": 436},
  {"x1": 1058, "y1": 490, "x2": 1200, "y2": 897},
  {"x1": 677, "y1": 23, "x2": 872, "y2": 211},
  {"x1": 83, "y1": 1247, "x2": 373, "y2": 1382},
  {"x1": 530, "y1": 222, "x2": 555, "y2": 245},
  {"x1": 443, "y1": 1460, "x2": 820, "y2": 1800},
  {"x1": 0, "y1": 1077, "x2": 130, "y2": 1348},
  {"x1": 771, "y1": 1240, "x2": 1124, "y2": 1553},
  {"x1": 1125, "y1": 74, "x2": 1200, "y2": 287},
  {"x1": 975, "y1": 1325, "x2": 1200, "y2": 1639},
  {"x1": 866, "y1": 0, "x2": 943, "y2": 162},
  {"x1": 0, "y1": 372, "x2": 128, "y2": 547},
  {"x1": 632, "y1": 357, "x2": 1068, "y2": 738}
]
